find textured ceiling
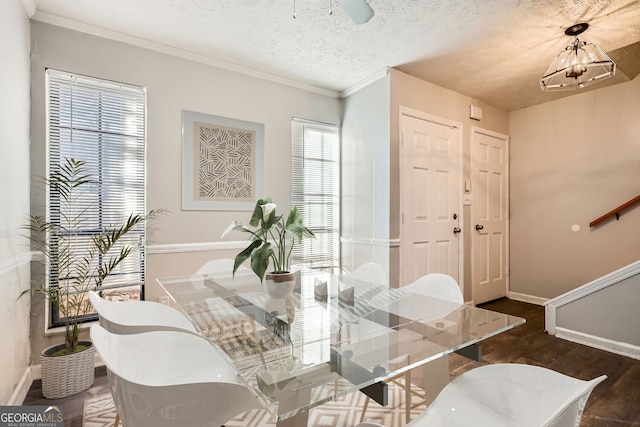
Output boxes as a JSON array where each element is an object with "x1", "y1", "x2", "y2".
[{"x1": 30, "y1": 0, "x2": 640, "y2": 111}]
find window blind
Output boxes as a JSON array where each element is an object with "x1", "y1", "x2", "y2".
[
  {"x1": 291, "y1": 118, "x2": 340, "y2": 273},
  {"x1": 46, "y1": 69, "x2": 146, "y2": 324}
]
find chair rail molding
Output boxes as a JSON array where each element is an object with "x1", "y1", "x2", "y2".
[
  {"x1": 147, "y1": 241, "x2": 253, "y2": 255},
  {"x1": 0, "y1": 252, "x2": 33, "y2": 277},
  {"x1": 340, "y1": 237, "x2": 400, "y2": 248}
]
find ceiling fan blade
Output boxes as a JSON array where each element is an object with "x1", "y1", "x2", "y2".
[{"x1": 337, "y1": 0, "x2": 374, "y2": 24}]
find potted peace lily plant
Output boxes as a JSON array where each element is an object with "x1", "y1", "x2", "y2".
[{"x1": 222, "y1": 197, "x2": 315, "y2": 298}]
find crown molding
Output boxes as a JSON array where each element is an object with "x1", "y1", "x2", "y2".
[
  {"x1": 22, "y1": 0, "x2": 36, "y2": 17},
  {"x1": 341, "y1": 67, "x2": 390, "y2": 97},
  {"x1": 30, "y1": 11, "x2": 342, "y2": 99}
]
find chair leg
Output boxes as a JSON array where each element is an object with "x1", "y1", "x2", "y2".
[
  {"x1": 404, "y1": 371, "x2": 411, "y2": 424},
  {"x1": 359, "y1": 396, "x2": 371, "y2": 423},
  {"x1": 113, "y1": 413, "x2": 120, "y2": 427}
]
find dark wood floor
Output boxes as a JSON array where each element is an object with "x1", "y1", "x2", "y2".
[
  {"x1": 24, "y1": 298, "x2": 640, "y2": 426},
  {"x1": 453, "y1": 299, "x2": 640, "y2": 427}
]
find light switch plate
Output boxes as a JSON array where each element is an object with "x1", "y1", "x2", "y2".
[{"x1": 463, "y1": 195, "x2": 472, "y2": 205}]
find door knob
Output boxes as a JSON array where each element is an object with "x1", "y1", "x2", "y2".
[
  {"x1": 475, "y1": 224, "x2": 484, "y2": 230},
  {"x1": 453, "y1": 227, "x2": 461, "y2": 234}
]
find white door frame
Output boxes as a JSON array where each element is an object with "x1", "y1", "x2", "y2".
[
  {"x1": 399, "y1": 106, "x2": 464, "y2": 294},
  {"x1": 470, "y1": 126, "x2": 510, "y2": 304}
]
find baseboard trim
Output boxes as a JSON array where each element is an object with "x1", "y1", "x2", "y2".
[
  {"x1": 9, "y1": 367, "x2": 33, "y2": 405},
  {"x1": 554, "y1": 327, "x2": 640, "y2": 361},
  {"x1": 508, "y1": 291, "x2": 549, "y2": 306}
]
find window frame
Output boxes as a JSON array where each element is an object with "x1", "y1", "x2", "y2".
[
  {"x1": 291, "y1": 117, "x2": 340, "y2": 273},
  {"x1": 44, "y1": 69, "x2": 147, "y2": 328}
]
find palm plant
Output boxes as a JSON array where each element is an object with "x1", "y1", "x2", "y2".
[{"x1": 22, "y1": 157, "x2": 163, "y2": 354}]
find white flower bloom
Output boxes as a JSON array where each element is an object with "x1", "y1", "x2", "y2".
[
  {"x1": 221, "y1": 220, "x2": 240, "y2": 239},
  {"x1": 261, "y1": 203, "x2": 277, "y2": 221}
]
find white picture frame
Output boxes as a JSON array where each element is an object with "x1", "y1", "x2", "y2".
[{"x1": 182, "y1": 110, "x2": 263, "y2": 211}]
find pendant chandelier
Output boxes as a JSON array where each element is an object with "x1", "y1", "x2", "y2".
[{"x1": 540, "y1": 23, "x2": 616, "y2": 91}]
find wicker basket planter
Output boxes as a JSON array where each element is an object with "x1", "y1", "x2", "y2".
[{"x1": 41, "y1": 341, "x2": 95, "y2": 399}]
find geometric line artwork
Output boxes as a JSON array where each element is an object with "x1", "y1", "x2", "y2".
[
  {"x1": 193, "y1": 121, "x2": 255, "y2": 202},
  {"x1": 182, "y1": 111, "x2": 263, "y2": 211}
]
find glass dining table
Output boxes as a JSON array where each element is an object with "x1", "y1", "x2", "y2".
[{"x1": 157, "y1": 269, "x2": 525, "y2": 427}]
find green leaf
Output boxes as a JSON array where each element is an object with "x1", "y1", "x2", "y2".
[
  {"x1": 249, "y1": 197, "x2": 272, "y2": 227},
  {"x1": 263, "y1": 212, "x2": 281, "y2": 230},
  {"x1": 285, "y1": 205, "x2": 300, "y2": 228},
  {"x1": 233, "y1": 240, "x2": 262, "y2": 275},
  {"x1": 250, "y1": 242, "x2": 272, "y2": 281},
  {"x1": 285, "y1": 206, "x2": 315, "y2": 242}
]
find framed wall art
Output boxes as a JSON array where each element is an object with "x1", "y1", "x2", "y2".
[{"x1": 182, "y1": 110, "x2": 263, "y2": 211}]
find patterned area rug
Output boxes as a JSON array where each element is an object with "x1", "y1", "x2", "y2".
[{"x1": 83, "y1": 380, "x2": 426, "y2": 427}]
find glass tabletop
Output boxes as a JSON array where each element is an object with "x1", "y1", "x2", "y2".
[{"x1": 157, "y1": 269, "x2": 525, "y2": 422}]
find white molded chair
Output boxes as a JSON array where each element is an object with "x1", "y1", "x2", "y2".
[
  {"x1": 405, "y1": 273, "x2": 463, "y2": 304},
  {"x1": 90, "y1": 325, "x2": 261, "y2": 427},
  {"x1": 360, "y1": 273, "x2": 463, "y2": 423},
  {"x1": 195, "y1": 258, "x2": 253, "y2": 277},
  {"x1": 191, "y1": 258, "x2": 255, "y2": 289},
  {"x1": 88, "y1": 290, "x2": 197, "y2": 335},
  {"x1": 357, "y1": 363, "x2": 606, "y2": 427},
  {"x1": 344, "y1": 262, "x2": 387, "y2": 285}
]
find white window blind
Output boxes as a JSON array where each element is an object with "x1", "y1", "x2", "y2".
[
  {"x1": 46, "y1": 69, "x2": 146, "y2": 325},
  {"x1": 291, "y1": 118, "x2": 340, "y2": 273}
]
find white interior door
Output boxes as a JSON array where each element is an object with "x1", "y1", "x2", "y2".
[
  {"x1": 400, "y1": 112, "x2": 461, "y2": 287},
  {"x1": 471, "y1": 127, "x2": 509, "y2": 304}
]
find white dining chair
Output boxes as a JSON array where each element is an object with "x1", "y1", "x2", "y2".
[
  {"x1": 195, "y1": 257, "x2": 250, "y2": 276},
  {"x1": 88, "y1": 290, "x2": 197, "y2": 335},
  {"x1": 360, "y1": 273, "x2": 463, "y2": 423},
  {"x1": 344, "y1": 262, "x2": 387, "y2": 285},
  {"x1": 90, "y1": 325, "x2": 261, "y2": 427},
  {"x1": 191, "y1": 258, "x2": 256, "y2": 290},
  {"x1": 405, "y1": 273, "x2": 463, "y2": 304},
  {"x1": 357, "y1": 363, "x2": 606, "y2": 427}
]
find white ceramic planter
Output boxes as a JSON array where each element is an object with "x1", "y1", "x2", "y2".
[{"x1": 264, "y1": 272, "x2": 295, "y2": 299}]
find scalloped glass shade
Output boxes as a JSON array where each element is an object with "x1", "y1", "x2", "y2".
[{"x1": 540, "y1": 39, "x2": 616, "y2": 91}]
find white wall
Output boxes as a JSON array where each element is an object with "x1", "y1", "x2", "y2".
[
  {"x1": 29, "y1": 22, "x2": 342, "y2": 358},
  {"x1": 341, "y1": 74, "x2": 391, "y2": 279},
  {"x1": 0, "y1": 0, "x2": 32, "y2": 405},
  {"x1": 509, "y1": 76, "x2": 640, "y2": 299}
]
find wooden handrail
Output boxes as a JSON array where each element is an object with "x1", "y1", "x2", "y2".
[{"x1": 590, "y1": 194, "x2": 640, "y2": 227}]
